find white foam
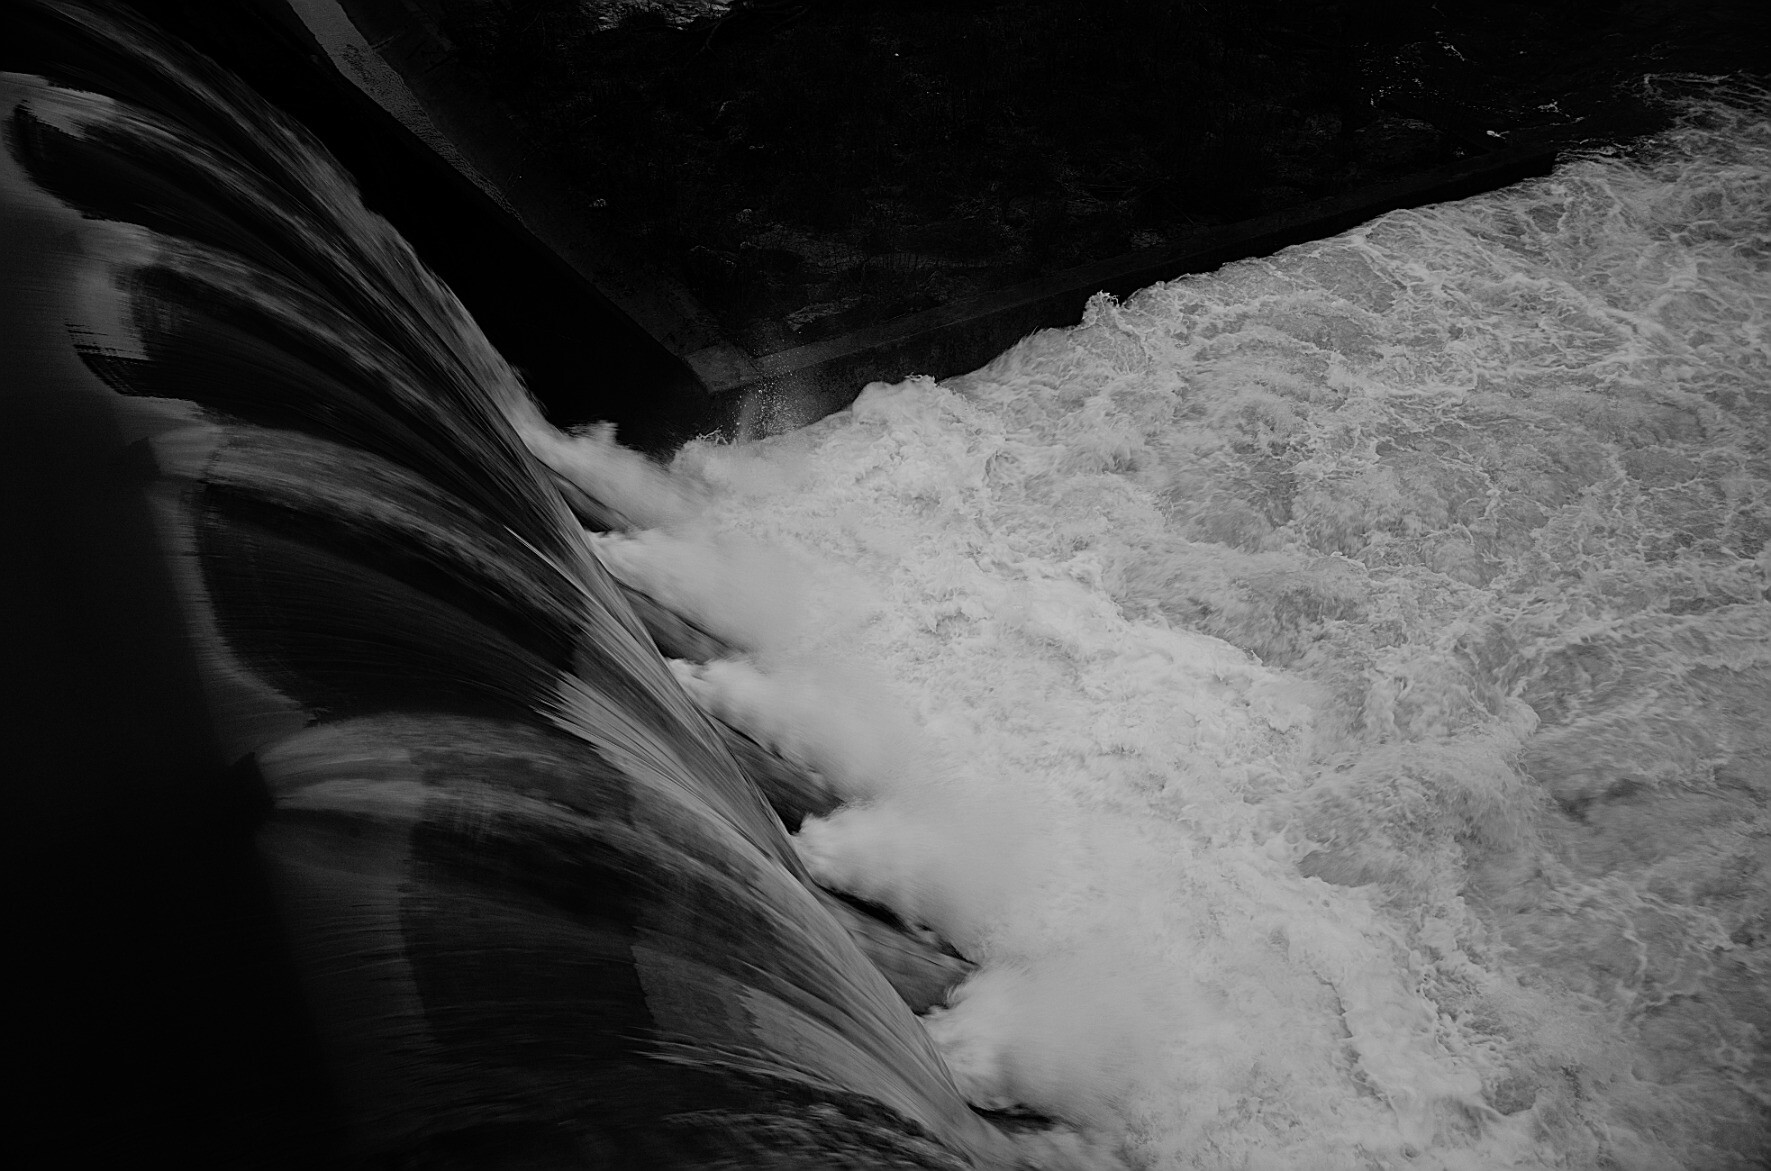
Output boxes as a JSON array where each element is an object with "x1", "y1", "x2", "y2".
[
  {"x1": 511, "y1": 409, "x2": 708, "y2": 529},
  {"x1": 648, "y1": 85, "x2": 1771, "y2": 1167}
]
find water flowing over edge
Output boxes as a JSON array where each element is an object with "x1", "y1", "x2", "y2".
[
  {"x1": 8, "y1": 0, "x2": 1768, "y2": 1164},
  {"x1": 3, "y1": 2, "x2": 1044, "y2": 1164}
]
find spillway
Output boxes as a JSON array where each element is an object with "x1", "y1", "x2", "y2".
[
  {"x1": 3, "y1": 2, "x2": 1022, "y2": 1165},
  {"x1": 8, "y1": 2, "x2": 1769, "y2": 1168}
]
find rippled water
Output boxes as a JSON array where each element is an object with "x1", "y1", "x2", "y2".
[{"x1": 588, "y1": 84, "x2": 1771, "y2": 1168}]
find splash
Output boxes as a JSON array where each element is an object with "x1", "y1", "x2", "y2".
[{"x1": 589, "y1": 84, "x2": 1771, "y2": 1167}]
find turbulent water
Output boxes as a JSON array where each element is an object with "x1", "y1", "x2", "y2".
[
  {"x1": 583, "y1": 84, "x2": 1771, "y2": 1168},
  {"x1": 11, "y1": 1, "x2": 1767, "y2": 1163}
]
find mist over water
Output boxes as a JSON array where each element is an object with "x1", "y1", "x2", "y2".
[{"x1": 583, "y1": 85, "x2": 1771, "y2": 1167}]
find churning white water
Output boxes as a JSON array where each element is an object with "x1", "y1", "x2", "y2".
[{"x1": 565, "y1": 85, "x2": 1771, "y2": 1168}]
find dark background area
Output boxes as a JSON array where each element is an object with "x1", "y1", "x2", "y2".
[{"x1": 440, "y1": 0, "x2": 1771, "y2": 353}]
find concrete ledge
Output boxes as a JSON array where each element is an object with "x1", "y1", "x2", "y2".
[{"x1": 323, "y1": 0, "x2": 765, "y2": 395}]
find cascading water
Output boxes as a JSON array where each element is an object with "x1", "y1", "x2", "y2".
[
  {"x1": 590, "y1": 82, "x2": 1771, "y2": 1168},
  {"x1": 4, "y1": 3, "x2": 1023, "y2": 1166},
  {"x1": 8, "y1": 0, "x2": 1768, "y2": 1166}
]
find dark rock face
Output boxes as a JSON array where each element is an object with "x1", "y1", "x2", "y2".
[
  {"x1": 3, "y1": 3, "x2": 1008, "y2": 1164},
  {"x1": 430, "y1": 0, "x2": 1771, "y2": 356},
  {"x1": 1354, "y1": 116, "x2": 1446, "y2": 173}
]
